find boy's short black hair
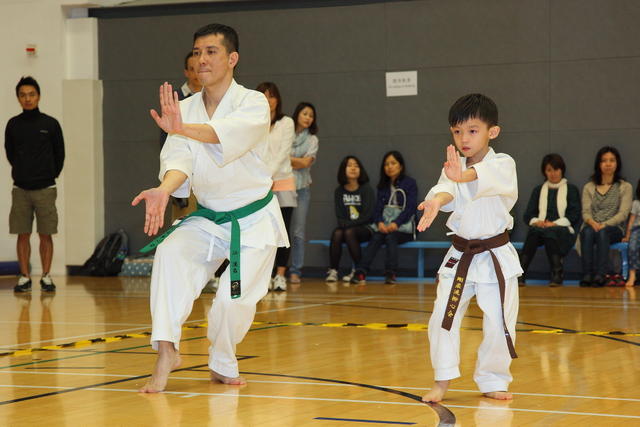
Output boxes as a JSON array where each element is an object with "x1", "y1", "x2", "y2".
[
  {"x1": 337, "y1": 155, "x2": 369, "y2": 186},
  {"x1": 541, "y1": 153, "x2": 566, "y2": 178},
  {"x1": 448, "y1": 93, "x2": 498, "y2": 127},
  {"x1": 16, "y1": 76, "x2": 40, "y2": 97},
  {"x1": 193, "y1": 23, "x2": 239, "y2": 54},
  {"x1": 636, "y1": 179, "x2": 640, "y2": 200}
]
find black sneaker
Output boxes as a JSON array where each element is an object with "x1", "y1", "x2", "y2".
[
  {"x1": 579, "y1": 274, "x2": 592, "y2": 287},
  {"x1": 40, "y1": 274, "x2": 56, "y2": 292},
  {"x1": 14, "y1": 275, "x2": 32, "y2": 293},
  {"x1": 384, "y1": 271, "x2": 397, "y2": 284},
  {"x1": 350, "y1": 270, "x2": 366, "y2": 284}
]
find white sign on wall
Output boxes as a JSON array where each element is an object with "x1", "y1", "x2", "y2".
[{"x1": 385, "y1": 71, "x2": 418, "y2": 97}]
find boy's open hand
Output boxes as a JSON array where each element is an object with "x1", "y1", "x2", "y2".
[
  {"x1": 417, "y1": 199, "x2": 441, "y2": 231},
  {"x1": 443, "y1": 144, "x2": 463, "y2": 182},
  {"x1": 132, "y1": 188, "x2": 170, "y2": 236}
]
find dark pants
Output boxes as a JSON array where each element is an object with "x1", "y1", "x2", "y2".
[
  {"x1": 357, "y1": 231, "x2": 413, "y2": 273},
  {"x1": 274, "y1": 207, "x2": 294, "y2": 268},
  {"x1": 329, "y1": 225, "x2": 372, "y2": 269},
  {"x1": 580, "y1": 225, "x2": 623, "y2": 277}
]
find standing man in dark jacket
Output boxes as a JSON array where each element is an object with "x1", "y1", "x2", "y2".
[{"x1": 5, "y1": 76, "x2": 64, "y2": 292}]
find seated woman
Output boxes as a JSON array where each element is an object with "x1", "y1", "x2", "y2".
[
  {"x1": 326, "y1": 156, "x2": 375, "y2": 283},
  {"x1": 352, "y1": 151, "x2": 417, "y2": 284},
  {"x1": 580, "y1": 146, "x2": 632, "y2": 287},
  {"x1": 622, "y1": 179, "x2": 640, "y2": 288},
  {"x1": 520, "y1": 154, "x2": 581, "y2": 287}
]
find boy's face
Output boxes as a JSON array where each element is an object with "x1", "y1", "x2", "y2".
[{"x1": 449, "y1": 118, "x2": 500, "y2": 163}]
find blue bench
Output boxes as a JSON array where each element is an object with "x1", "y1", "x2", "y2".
[
  {"x1": 309, "y1": 240, "x2": 630, "y2": 280},
  {"x1": 309, "y1": 239, "x2": 450, "y2": 279}
]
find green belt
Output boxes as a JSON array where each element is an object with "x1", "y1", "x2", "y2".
[{"x1": 140, "y1": 191, "x2": 274, "y2": 299}]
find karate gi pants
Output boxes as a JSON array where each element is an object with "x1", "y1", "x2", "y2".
[
  {"x1": 428, "y1": 274, "x2": 519, "y2": 393},
  {"x1": 149, "y1": 221, "x2": 276, "y2": 378}
]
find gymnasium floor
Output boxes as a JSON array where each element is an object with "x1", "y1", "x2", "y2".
[{"x1": 0, "y1": 275, "x2": 638, "y2": 426}]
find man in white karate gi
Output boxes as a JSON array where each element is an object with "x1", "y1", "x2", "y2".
[
  {"x1": 417, "y1": 94, "x2": 522, "y2": 403},
  {"x1": 132, "y1": 23, "x2": 288, "y2": 393}
]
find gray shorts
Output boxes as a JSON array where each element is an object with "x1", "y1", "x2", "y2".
[{"x1": 9, "y1": 187, "x2": 58, "y2": 235}]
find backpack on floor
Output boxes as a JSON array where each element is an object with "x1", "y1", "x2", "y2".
[{"x1": 80, "y1": 229, "x2": 129, "y2": 276}]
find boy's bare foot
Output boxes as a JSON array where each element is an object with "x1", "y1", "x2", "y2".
[
  {"x1": 625, "y1": 279, "x2": 635, "y2": 288},
  {"x1": 422, "y1": 380, "x2": 449, "y2": 403},
  {"x1": 139, "y1": 342, "x2": 182, "y2": 393},
  {"x1": 483, "y1": 391, "x2": 513, "y2": 400},
  {"x1": 210, "y1": 369, "x2": 247, "y2": 385}
]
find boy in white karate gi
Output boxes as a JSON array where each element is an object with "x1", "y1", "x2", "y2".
[
  {"x1": 132, "y1": 23, "x2": 288, "y2": 393},
  {"x1": 417, "y1": 94, "x2": 521, "y2": 402}
]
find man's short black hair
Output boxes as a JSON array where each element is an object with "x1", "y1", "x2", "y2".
[
  {"x1": 193, "y1": 23, "x2": 239, "y2": 54},
  {"x1": 16, "y1": 76, "x2": 40, "y2": 97},
  {"x1": 448, "y1": 93, "x2": 498, "y2": 127},
  {"x1": 184, "y1": 51, "x2": 194, "y2": 69},
  {"x1": 337, "y1": 155, "x2": 369, "y2": 186},
  {"x1": 541, "y1": 153, "x2": 566, "y2": 178}
]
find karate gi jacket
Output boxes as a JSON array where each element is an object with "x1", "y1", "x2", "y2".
[{"x1": 425, "y1": 148, "x2": 522, "y2": 283}]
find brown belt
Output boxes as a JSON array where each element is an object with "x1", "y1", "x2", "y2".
[{"x1": 442, "y1": 231, "x2": 517, "y2": 359}]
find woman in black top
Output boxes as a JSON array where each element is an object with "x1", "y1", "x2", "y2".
[
  {"x1": 326, "y1": 156, "x2": 374, "y2": 283},
  {"x1": 520, "y1": 154, "x2": 581, "y2": 286}
]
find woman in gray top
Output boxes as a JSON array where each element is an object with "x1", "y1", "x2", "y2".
[{"x1": 579, "y1": 146, "x2": 632, "y2": 287}]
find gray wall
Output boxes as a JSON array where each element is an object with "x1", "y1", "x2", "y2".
[{"x1": 97, "y1": 0, "x2": 640, "y2": 276}]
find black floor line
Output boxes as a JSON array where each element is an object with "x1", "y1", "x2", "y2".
[
  {"x1": 188, "y1": 369, "x2": 456, "y2": 426},
  {"x1": 0, "y1": 363, "x2": 207, "y2": 406},
  {"x1": 331, "y1": 303, "x2": 640, "y2": 347}
]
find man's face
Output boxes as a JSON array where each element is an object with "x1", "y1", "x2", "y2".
[
  {"x1": 449, "y1": 118, "x2": 499, "y2": 163},
  {"x1": 183, "y1": 55, "x2": 201, "y2": 90},
  {"x1": 17, "y1": 85, "x2": 40, "y2": 110},
  {"x1": 192, "y1": 34, "x2": 238, "y2": 88}
]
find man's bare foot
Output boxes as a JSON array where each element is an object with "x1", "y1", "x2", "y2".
[
  {"x1": 210, "y1": 369, "x2": 246, "y2": 385},
  {"x1": 139, "y1": 342, "x2": 182, "y2": 393},
  {"x1": 625, "y1": 279, "x2": 635, "y2": 287},
  {"x1": 483, "y1": 391, "x2": 513, "y2": 400},
  {"x1": 422, "y1": 380, "x2": 449, "y2": 403}
]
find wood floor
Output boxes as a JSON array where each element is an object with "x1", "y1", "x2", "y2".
[{"x1": 0, "y1": 275, "x2": 638, "y2": 426}]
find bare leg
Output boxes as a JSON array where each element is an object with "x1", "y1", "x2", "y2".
[
  {"x1": 210, "y1": 369, "x2": 246, "y2": 385},
  {"x1": 39, "y1": 234, "x2": 53, "y2": 274},
  {"x1": 139, "y1": 341, "x2": 182, "y2": 393},
  {"x1": 276, "y1": 266, "x2": 286, "y2": 277},
  {"x1": 483, "y1": 391, "x2": 513, "y2": 400},
  {"x1": 17, "y1": 234, "x2": 31, "y2": 277},
  {"x1": 422, "y1": 380, "x2": 449, "y2": 403},
  {"x1": 626, "y1": 269, "x2": 636, "y2": 287}
]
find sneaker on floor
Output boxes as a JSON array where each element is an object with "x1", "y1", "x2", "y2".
[
  {"x1": 384, "y1": 271, "x2": 397, "y2": 284},
  {"x1": 289, "y1": 273, "x2": 301, "y2": 284},
  {"x1": 40, "y1": 274, "x2": 56, "y2": 292},
  {"x1": 325, "y1": 268, "x2": 338, "y2": 282},
  {"x1": 273, "y1": 274, "x2": 287, "y2": 291},
  {"x1": 350, "y1": 271, "x2": 366, "y2": 285},
  {"x1": 342, "y1": 269, "x2": 355, "y2": 282},
  {"x1": 14, "y1": 275, "x2": 32, "y2": 293}
]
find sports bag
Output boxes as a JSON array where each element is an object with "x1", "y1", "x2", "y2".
[{"x1": 80, "y1": 229, "x2": 129, "y2": 276}]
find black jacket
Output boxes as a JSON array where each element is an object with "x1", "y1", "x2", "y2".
[{"x1": 5, "y1": 108, "x2": 65, "y2": 190}]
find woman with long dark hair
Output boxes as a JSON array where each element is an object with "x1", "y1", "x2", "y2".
[
  {"x1": 352, "y1": 151, "x2": 417, "y2": 284},
  {"x1": 256, "y1": 82, "x2": 296, "y2": 291},
  {"x1": 288, "y1": 102, "x2": 319, "y2": 284},
  {"x1": 579, "y1": 146, "x2": 632, "y2": 287}
]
